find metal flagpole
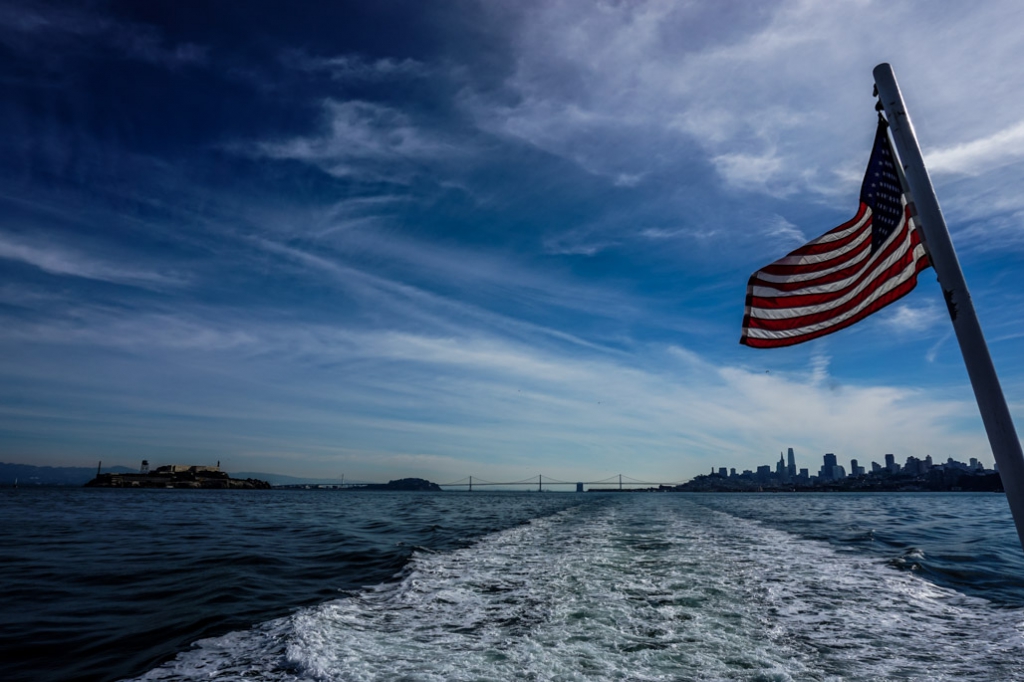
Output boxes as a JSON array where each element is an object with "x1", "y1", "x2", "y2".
[{"x1": 874, "y1": 62, "x2": 1024, "y2": 552}]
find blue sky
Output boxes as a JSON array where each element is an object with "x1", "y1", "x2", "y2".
[{"x1": 3, "y1": 0, "x2": 1024, "y2": 482}]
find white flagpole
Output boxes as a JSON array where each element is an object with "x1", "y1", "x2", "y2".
[{"x1": 874, "y1": 63, "x2": 1024, "y2": 552}]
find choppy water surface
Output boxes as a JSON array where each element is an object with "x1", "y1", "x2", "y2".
[
  {"x1": 694, "y1": 492, "x2": 1024, "y2": 605},
  {"x1": 3, "y1": 490, "x2": 1024, "y2": 681},
  {"x1": 0, "y1": 489, "x2": 579, "y2": 682}
]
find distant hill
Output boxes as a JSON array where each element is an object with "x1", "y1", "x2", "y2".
[{"x1": 0, "y1": 462, "x2": 136, "y2": 486}]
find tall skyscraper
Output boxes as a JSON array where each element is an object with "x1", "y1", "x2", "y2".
[
  {"x1": 787, "y1": 447, "x2": 796, "y2": 477},
  {"x1": 820, "y1": 453, "x2": 838, "y2": 480},
  {"x1": 776, "y1": 452, "x2": 789, "y2": 483}
]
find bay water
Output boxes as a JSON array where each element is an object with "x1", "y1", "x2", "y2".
[{"x1": 2, "y1": 489, "x2": 1023, "y2": 681}]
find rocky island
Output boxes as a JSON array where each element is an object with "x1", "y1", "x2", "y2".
[
  {"x1": 85, "y1": 462, "x2": 270, "y2": 489},
  {"x1": 347, "y1": 477, "x2": 443, "y2": 491}
]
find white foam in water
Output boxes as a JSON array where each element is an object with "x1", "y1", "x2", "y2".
[{"x1": 134, "y1": 499, "x2": 1024, "y2": 681}]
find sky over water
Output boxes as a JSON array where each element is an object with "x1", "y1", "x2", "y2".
[{"x1": 3, "y1": 1, "x2": 1024, "y2": 481}]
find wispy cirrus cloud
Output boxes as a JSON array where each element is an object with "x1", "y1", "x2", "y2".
[
  {"x1": 246, "y1": 235, "x2": 641, "y2": 353},
  {"x1": 0, "y1": 1, "x2": 207, "y2": 68},
  {"x1": 0, "y1": 232, "x2": 183, "y2": 288},
  {"x1": 0, "y1": 301, "x2": 986, "y2": 479},
  {"x1": 280, "y1": 50, "x2": 428, "y2": 81},
  {"x1": 245, "y1": 99, "x2": 471, "y2": 182},
  {"x1": 925, "y1": 121, "x2": 1024, "y2": 176},
  {"x1": 760, "y1": 215, "x2": 807, "y2": 248},
  {"x1": 880, "y1": 302, "x2": 941, "y2": 334}
]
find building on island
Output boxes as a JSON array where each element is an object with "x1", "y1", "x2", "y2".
[{"x1": 86, "y1": 461, "x2": 269, "y2": 489}]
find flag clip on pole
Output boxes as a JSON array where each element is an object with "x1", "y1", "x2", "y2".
[{"x1": 874, "y1": 63, "x2": 1024, "y2": 553}]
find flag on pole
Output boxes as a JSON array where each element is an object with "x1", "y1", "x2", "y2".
[{"x1": 740, "y1": 119, "x2": 931, "y2": 348}]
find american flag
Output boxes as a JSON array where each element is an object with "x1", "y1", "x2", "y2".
[{"x1": 740, "y1": 119, "x2": 931, "y2": 348}]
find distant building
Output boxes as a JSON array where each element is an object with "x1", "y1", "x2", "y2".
[
  {"x1": 787, "y1": 448, "x2": 797, "y2": 478},
  {"x1": 799, "y1": 468, "x2": 809, "y2": 480},
  {"x1": 871, "y1": 461, "x2": 882, "y2": 473},
  {"x1": 154, "y1": 464, "x2": 221, "y2": 474},
  {"x1": 730, "y1": 468, "x2": 736, "y2": 478},
  {"x1": 718, "y1": 467, "x2": 728, "y2": 478},
  {"x1": 850, "y1": 459, "x2": 865, "y2": 477},
  {"x1": 756, "y1": 465, "x2": 772, "y2": 481},
  {"x1": 140, "y1": 460, "x2": 149, "y2": 474},
  {"x1": 776, "y1": 452, "x2": 789, "y2": 482},
  {"x1": 904, "y1": 456, "x2": 920, "y2": 476},
  {"x1": 819, "y1": 453, "x2": 838, "y2": 480},
  {"x1": 885, "y1": 453, "x2": 898, "y2": 473}
]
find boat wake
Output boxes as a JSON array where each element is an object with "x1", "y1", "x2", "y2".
[{"x1": 134, "y1": 497, "x2": 1024, "y2": 681}]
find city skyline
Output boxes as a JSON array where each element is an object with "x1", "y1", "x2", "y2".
[{"x1": 714, "y1": 447, "x2": 993, "y2": 486}]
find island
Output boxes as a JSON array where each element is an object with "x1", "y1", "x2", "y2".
[
  {"x1": 85, "y1": 463, "x2": 270, "y2": 489},
  {"x1": 346, "y1": 477, "x2": 443, "y2": 492}
]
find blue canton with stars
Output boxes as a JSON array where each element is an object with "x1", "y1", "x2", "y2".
[{"x1": 860, "y1": 120, "x2": 905, "y2": 252}]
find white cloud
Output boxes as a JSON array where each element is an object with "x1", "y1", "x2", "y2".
[
  {"x1": 925, "y1": 121, "x2": 1024, "y2": 176},
  {"x1": 0, "y1": 233, "x2": 182, "y2": 287},
  {"x1": 881, "y1": 303, "x2": 940, "y2": 334},
  {"x1": 280, "y1": 50, "x2": 427, "y2": 80},
  {"x1": 462, "y1": 0, "x2": 1024, "y2": 204},
  {"x1": 809, "y1": 352, "x2": 830, "y2": 387},
  {"x1": 639, "y1": 227, "x2": 687, "y2": 240},
  {"x1": 244, "y1": 237, "x2": 638, "y2": 356},
  {"x1": 711, "y1": 150, "x2": 785, "y2": 194},
  {"x1": 762, "y1": 215, "x2": 806, "y2": 247},
  {"x1": 248, "y1": 100, "x2": 469, "y2": 182},
  {"x1": 541, "y1": 227, "x2": 617, "y2": 256},
  {"x1": 925, "y1": 330, "x2": 953, "y2": 364},
  {"x1": 0, "y1": 300, "x2": 987, "y2": 480}
]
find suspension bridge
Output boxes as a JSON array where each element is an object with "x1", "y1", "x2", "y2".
[
  {"x1": 437, "y1": 474, "x2": 686, "y2": 491},
  {"x1": 274, "y1": 474, "x2": 691, "y2": 491}
]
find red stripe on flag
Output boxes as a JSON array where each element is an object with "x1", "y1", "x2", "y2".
[
  {"x1": 745, "y1": 245, "x2": 922, "y2": 332},
  {"x1": 740, "y1": 256, "x2": 930, "y2": 347},
  {"x1": 747, "y1": 220, "x2": 917, "y2": 311},
  {"x1": 758, "y1": 229, "x2": 872, "y2": 276}
]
